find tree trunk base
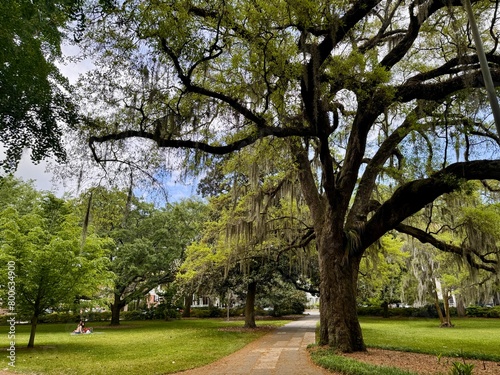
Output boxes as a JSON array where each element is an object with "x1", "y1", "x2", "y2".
[{"x1": 439, "y1": 322, "x2": 454, "y2": 327}]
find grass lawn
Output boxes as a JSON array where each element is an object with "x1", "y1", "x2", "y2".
[
  {"x1": 311, "y1": 317, "x2": 500, "y2": 375},
  {"x1": 0, "y1": 318, "x2": 289, "y2": 374},
  {"x1": 360, "y1": 317, "x2": 500, "y2": 361}
]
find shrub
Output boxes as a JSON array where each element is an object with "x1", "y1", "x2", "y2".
[
  {"x1": 122, "y1": 310, "x2": 147, "y2": 321},
  {"x1": 357, "y1": 305, "x2": 459, "y2": 318},
  {"x1": 38, "y1": 312, "x2": 80, "y2": 323},
  {"x1": 466, "y1": 305, "x2": 500, "y2": 318}
]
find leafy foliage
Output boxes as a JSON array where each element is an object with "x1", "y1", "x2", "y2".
[
  {"x1": 0, "y1": 0, "x2": 82, "y2": 171},
  {"x1": 79, "y1": 187, "x2": 208, "y2": 323},
  {"x1": 0, "y1": 177, "x2": 111, "y2": 347}
]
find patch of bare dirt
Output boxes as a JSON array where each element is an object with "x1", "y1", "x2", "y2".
[
  {"x1": 342, "y1": 348, "x2": 500, "y2": 374},
  {"x1": 217, "y1": 325, "x2": 279, "y2": 333}
]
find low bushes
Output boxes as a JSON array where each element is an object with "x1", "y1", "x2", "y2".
[
  {"x1": 465, "y1": 305, "x2": 500, "y2": 318},
  {"x1": 357, "y1": 305, "x2": 500, "y2": 318},
  {"x1": 357, "y1": 305, "x2": 451, "y2": 318}
]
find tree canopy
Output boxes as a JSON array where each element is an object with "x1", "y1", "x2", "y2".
[
  {"x1": 0, "y1": 0, "x2": 82, "y2": 171},
  {"x1": 0, "y1": 177, "x2": 110, "y2": 347},
  {"x1": 79, "y1": 186, "x2": 207, "y2": 324},
  {"x1": 74, "y1": 0, "x2": 500, "y2": 351}
]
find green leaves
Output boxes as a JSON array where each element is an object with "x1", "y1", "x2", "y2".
[
  {"x1": 0, "y1": 179, "x2": 111, "y2": 347},
  {"x1": 0, "y1": 0, "x2": 80, "y2": 171},
  {"x1": 79, "y1": 187, "x2": 208, "y2": 309}
]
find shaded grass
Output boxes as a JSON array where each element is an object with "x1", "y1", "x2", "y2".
[{"x1": 0, "y1": 318, "x2": 289, "y2": 374}]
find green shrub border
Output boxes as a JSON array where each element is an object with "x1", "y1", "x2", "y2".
[{"x1": 357, "y1": 305, "x2": 500, "y2": 318}]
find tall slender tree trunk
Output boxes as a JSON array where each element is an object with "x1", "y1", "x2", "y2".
[
  {"x1": 244, "y1": 281, "x2": 257, "y2": 328},
  {"x1": 317, "y1": 231, "x2": 365, "y2": 352},
  {"x1": 442, "y1": 288, "x2": 453, "y2": 327},
  {"x1": 28, "y1": 314, "x2": 38, "y2": 348},
  {"x1": 110, "y1": 294, "x2": 124, "y2": 326},
  {"x1": 431, "y1": 281, "x2": 445, "y2": 325}
]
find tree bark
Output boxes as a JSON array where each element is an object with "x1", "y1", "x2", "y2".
[
  {"x1": 442, "y1": 288, "x2": 453, "y2": 327},
  {"x1": 244, "y1": 281, "x2": 257, "y2": 328},
  {"x1": 431, "y1": 281, "x2": 445, "y2": 325},
  {"x1": 182, "y1": 293, "x2": 193, "y2": 318},
  {"x1": 110, "y1": 294, "x2": 124, "y2": 325},
  {"x1": 456, "y1": 295, "x2": 466, "y2": 317},
  {"x1": 27, "y1": 314, "x2": 38, "y2": 348},
  {"x1": 317, "y1": 230, "x2": 366, "y2": 352}
]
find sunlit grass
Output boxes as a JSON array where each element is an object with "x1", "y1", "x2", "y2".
[
  {"x1": 310, "y1": 317, "x2": 500, "y2": 375},
  {"x1": 360, "y1": 317, "x2": 500, "y2": 361},
  {"x1": 0, "y1": 318, "x2": 289, "y2": 374}
]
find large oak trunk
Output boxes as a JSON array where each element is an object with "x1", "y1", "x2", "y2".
[
  {"x1": 110, "y1": 294, "x2": 124, "y2": 326},
  {"x1": 182, "y1": 293, "x2": 193, "y2": 318},
  {"x1": 317, "y1": 231, "x2": 366, "y2": 352}
]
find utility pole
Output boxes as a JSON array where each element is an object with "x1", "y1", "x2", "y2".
[{"x1": 462, "y1": 0, "x2": 500, "y2": 136}]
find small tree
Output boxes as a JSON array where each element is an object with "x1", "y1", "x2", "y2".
[{"x1": 0, "y1": 185, "x2": 110, "y2": 347}]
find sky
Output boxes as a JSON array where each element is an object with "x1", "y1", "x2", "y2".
[
  {"x1": 9, "y1": 43, "x2": 199, "y2": 203},
  {"x1": 9, "y1": 44, "x2": 85, "y2": 195}
]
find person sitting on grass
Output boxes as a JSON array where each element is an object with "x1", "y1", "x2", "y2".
[{"x1": 73, "y1": 320, "x2": 85, "y2": 334}]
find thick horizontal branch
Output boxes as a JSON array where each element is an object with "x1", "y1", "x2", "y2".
[
  {"x1": 395, "y1": 223, "x2": 498, "y2": 273},
  {"x1": 396, "y1": 69, "x2": 500, "y2": 103},
  {"x1": 89, "y1": 126, "x2": 314, "y2": 161},
  {"x1": 360, "y1": 160, "x2": 500, "y2": 252}
]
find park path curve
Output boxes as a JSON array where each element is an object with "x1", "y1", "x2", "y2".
[{"x1": 174, "y1": 311, "x2": 333, "y2": 375}]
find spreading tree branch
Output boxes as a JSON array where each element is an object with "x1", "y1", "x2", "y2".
[
  {"x1": 360, "y1": 160, "x2": 500, "y2": 252},
  {"x1": 395, "y1": 223, "x2": 498, "y2": 273}
]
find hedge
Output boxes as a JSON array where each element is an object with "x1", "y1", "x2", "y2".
[{"x1": 357, "y1": 305, "x2": 500, "y2": 318}]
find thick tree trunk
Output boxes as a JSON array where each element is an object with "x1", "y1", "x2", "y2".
[
  {"x1": 456, "y1": 295, "x2": 466, "y2": 317},
  {"x1": 110, "y1": 294, "x2": 124, "y2": 325},
  {"x1": 317, "y1": 232, "x2": 366, "y2": 352},
  {"x1": 182, "y1": 294, "x2": 193, "y2": 318},
  {"x1": 244, "y1": 281, "x2": 257, "y2": 328},
  {"x1": 27, "y1": 314, "x2": 38, "y2": 348}
]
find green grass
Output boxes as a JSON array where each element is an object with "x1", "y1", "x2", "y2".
[
  {"x1": 0, "y1": 319, "x2": 289, "y2": 374},
  {"x1": 310, "y1": 317, "x2": 500, "y2": 375},
  {"x1": 360, "y1": 317, "x2": 500, "y2": 361}
]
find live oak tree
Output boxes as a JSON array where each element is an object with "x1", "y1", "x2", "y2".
[
  {"x1": 77, "y1": 0, "x2": 500, "y2": 351},
  {"x1": 0, "y1": 178, "x2": 110, "y2": 347},
  {"x1": 80, "y1": 187, "x2": 206, "y2": 325},
  {"x1": 179, "y1": 141, "x2": 318, "y2": 328}
]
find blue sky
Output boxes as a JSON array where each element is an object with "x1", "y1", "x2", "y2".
[{"x1": 10, "y1": 43, "x2": 200, "y2": 203}]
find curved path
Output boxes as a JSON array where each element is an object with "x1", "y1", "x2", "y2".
[{"x1": 176, "y1": 311, "x2": 333, "y2": 375}]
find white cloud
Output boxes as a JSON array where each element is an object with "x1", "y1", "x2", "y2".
[{"x1": 13, "y1": 154, "x2": 65, "y2": 195}]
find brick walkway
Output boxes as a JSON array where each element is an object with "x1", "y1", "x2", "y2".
[{"x1": 175, "y1": 311, "x2": 332, "y2": 375}]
